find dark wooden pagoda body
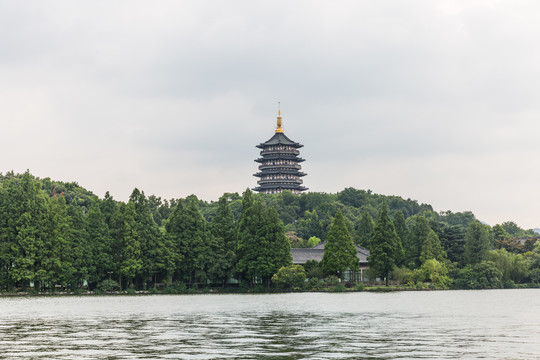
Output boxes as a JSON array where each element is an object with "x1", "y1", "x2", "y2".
[{"x1": 253, "y1": 129, "x2": 307, "y2": 195}]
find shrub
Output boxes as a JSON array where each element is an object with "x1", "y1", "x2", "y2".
[
  {"x1": 392, "y1": 267, "x2": 412, "y2": 285},
  {"x1": 97, "y1": 279, "x2": 120, "y2": 293},
  {"x1": 354, "y1": 283, "x2": 365, "y2": 291},
  {"x1": 149, "y1": 287, "x2": 159, "y2": 294},
  {"x1": 333, "y1": 283, "x2": 345, "y2": 292},
  {"x1": 272, "y1": 265, "x2": 307, "y2": 290},
  {"x1": 454, "y1": 261, "x2": 503, "y2": 289},
  {"x1": 306, "y1": 277, "x2": 324, "y2": 291},
  {"x1": 323, "y1": 275, "x2": 340, "y2": 287},
  {"x1": 163, "y1": 282, "x2": 187, "y2": 294},
  {"x1": 126, "y1": 286, "x2": 136, "y2": 295},
  {"x1": 303, "y1": 260, "x2": 324, "y2": 279}
]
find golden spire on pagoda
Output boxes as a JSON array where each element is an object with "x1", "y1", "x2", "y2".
[{"x1": 276, "y1": 101, "x2": 284, "y2": 133}]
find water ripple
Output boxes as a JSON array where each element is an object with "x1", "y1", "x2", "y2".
[{"x1": 0, "y1": 290, "x2": 539, "y2": 359}]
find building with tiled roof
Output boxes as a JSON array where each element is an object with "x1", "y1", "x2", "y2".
[{"x1": 291, "y1": 242, "x2": 371, "y2": 282}]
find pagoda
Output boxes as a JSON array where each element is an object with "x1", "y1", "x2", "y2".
[{"x1": 253, "y1": 104, "x2": 307, "y2": 195}]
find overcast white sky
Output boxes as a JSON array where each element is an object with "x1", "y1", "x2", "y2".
[{"x1": 1, "y1": 1, "x2": 540, "y2": 228}]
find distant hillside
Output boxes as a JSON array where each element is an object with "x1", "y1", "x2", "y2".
[{"x1": 0, "y1": 171, "x2": 98, "y2": 211}]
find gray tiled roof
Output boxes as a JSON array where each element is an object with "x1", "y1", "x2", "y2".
[
  {"x1": 291, "y1": 243, "x2": 370, "y2": 265},
  {"x1": 257, "y1": 133, "x2": 303, "y2": 148}
]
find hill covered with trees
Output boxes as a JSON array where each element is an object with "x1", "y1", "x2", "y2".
[{"x1": 0, "y1": 171, "x2": 539, "y2": 292}]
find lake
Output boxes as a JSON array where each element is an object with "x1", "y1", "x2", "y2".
[{"x1": 0, "y1": 289, "x2": 539, "y2": 359}]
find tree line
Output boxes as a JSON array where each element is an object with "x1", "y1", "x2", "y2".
[
  {"x1": 0, "y1": 172, "x2": 290, "y2": 291},
  {"x1": 0, "y1": 172, "x2": 539, "y2": 292}
]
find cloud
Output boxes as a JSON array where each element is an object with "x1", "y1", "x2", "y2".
[{"x1": 1, "y1": 1, "x2": 540, "y2": 227}]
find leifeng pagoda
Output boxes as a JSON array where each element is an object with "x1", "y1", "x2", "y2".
[{"x1": 253, "y1": 105, "x2": 307, "y2": 195}]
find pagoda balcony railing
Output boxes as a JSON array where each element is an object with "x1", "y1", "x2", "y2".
[
  {"x1": 254, "y1": 171, "x2": 307, "y2": 178},
  {"x1": 257, "y1": 178, "x2": 303, "y2": 185},
  {"x1": 255, "y1": 156, "x2": 305, "y2": 163},
  {"x1": 258, "y1": 164, "x2": 301, "y2": 171},
  {"x1": 260, "y1": 149, "x2": 300, "y2": 156}
]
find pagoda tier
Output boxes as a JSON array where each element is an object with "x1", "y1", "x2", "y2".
[{"x1": 253, "y1": 106, "x2": 307, "y2": 195}]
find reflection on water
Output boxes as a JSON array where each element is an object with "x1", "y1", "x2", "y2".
[{"x1": 0, "y1": 290, "x2": 539, "y2": 359}]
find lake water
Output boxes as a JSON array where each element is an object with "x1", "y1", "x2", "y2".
[{"x1": 0, "y1": 290, "x2": 539, "y2": 359}]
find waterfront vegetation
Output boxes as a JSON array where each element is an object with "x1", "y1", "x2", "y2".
[{"x1": 1, "y1": 171, "x2": 539, "y2": 294}]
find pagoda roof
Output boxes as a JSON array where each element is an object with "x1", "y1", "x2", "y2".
[
  {"x1": 256, "y1": 132, "x2": 303, "y2": 149},
  {"x1": 254, "y1": 184, "x2": 308, "y2": 191}
]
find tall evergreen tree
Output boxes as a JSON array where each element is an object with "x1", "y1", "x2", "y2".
[
  {"x1": 464, "y1": 220, "x2": 491, "y2": 265},
  {"x1": 236, "y1": 190, "x2": 265, "y2": 285},
  {"x1": 42, "y1": 195, "x2": 75, "y2": 289},
  {"x1": 438, "y1": 224, "x2": 466, "y2": 265},
  {"x1": 236, "y1": 189, "x2": 291, "y2": 286},
  {"x1": 369, "y1": 203, "x2": 403, "y2": 286},
  {"x1": 321, "y1": 209, "x2": 358, "y2": 280},
  {"x1": 129, "y1": 189, "x2": 166, "y2": 289},
  {"x1": 262, "y1": 207, "x2": 292, "y2": 284},
  {"x1": 2, "y1": 173, "x2": 49, "y2": 290},
  {"x1": 208, "y1": 195, "x2": 236, "y2": 286},
  {"x1": 116, "y1": 202, "x2": 142, "y2": 289},
  {"x1": 355, "y1": 210, "x2": 374, "y2": 247},
  {"x1": 165, "y1": 197, "x2": 210, "y2": 287},
  {"x1": 86, "y1": 201, "x2": 113, "y2": 288},
  {"x1": 392, "y1": 210, "x2": 408, "y2": 266},
  {"x1": 405, "y1": 216, "x2": 431, "y2": 268},
  {"x1": 420, "y1": 229, "x2": 446, "y2": 263},
  {"x1": 67, "y1": 203, "x2": 90, "y2": 290}
]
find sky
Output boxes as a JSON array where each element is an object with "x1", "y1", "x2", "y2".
[{"x1": 1, "y1": 1, "x2": 540, "y2": 228}]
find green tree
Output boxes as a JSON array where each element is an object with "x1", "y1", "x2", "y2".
[
  {"x1": 455, "y1": 261, "x2": 503, "y2": 289},
  {"x1": 492, "y1": 224, "x2": 511, "y2": 241},
  {"x1": 42, "y1": 195, "x2": 75, "y2": 289},
  {"x1": 165, "y1": 197, "x2": 210, "y2": 287},
  {"x1": 438, "y1": 224, "x2": 466, "y2": 265},
  {"x1": 412, "y1": 259, "x2": 452, "y2": 289},
  {"x1": 393, "y1": 210, "x2": 408, "y2": 259},
  {"x1": 86, "y1": 201, "x2": 113, "y2": 288},
  {"x1": 420, "y1": 229, "x2": 446, "y2": 263},
  {"x1": 208, "y1": 194, "x2": 236, "y2": 286},
  {"x1": 1, "y1": 173, "x2": 49, "y2": 290},
  {"x1": 307, "y1": 236, "x2": 321, "y2": 247},
  {"x1": 405, "y1": 216, "x2": 430, "y2": 268},
  {"x1": 355, "y1": 210, "x2": 374, "y2": 247},
  {"x1": 271, "y1": 265, "x2": 306, "y2": 289},
  {"x1": 489, "y1": 249, "x2": 530, "y2": 285},
  {"x1": 321, "y1": 209, "x2": 358, "y2": 280},
  {"x1": 236, "y1": 189, "x2": 291, "y2": 286},
  {"x1": 464, "y1": 220, "x2": 491, "y2": 265},
  {"x1": 116, "y1": 202, "x2": 143, "y2": 289},
  {"x1": 369, "y1": 203, "x2": 403, "y2": 286},
  {"x1": 129, "y1": 189, "x2": 170, "y2": 289},
  {"x1": 67, "y1": 204, "x2": 91, "y2": 290},
  {"x1": 530, "y1": 241, "x2": 540, "y2": 284},
  {"x1": 264, "y1": 207, "x2": 293, "y2": 283},
  {"x1": 296, "y1": 209, "x2": 324, "y2": 240}
]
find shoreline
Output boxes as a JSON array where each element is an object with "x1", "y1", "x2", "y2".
[{"x1": 1, "y1": 285, "x2": 538, "y2": 297}]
